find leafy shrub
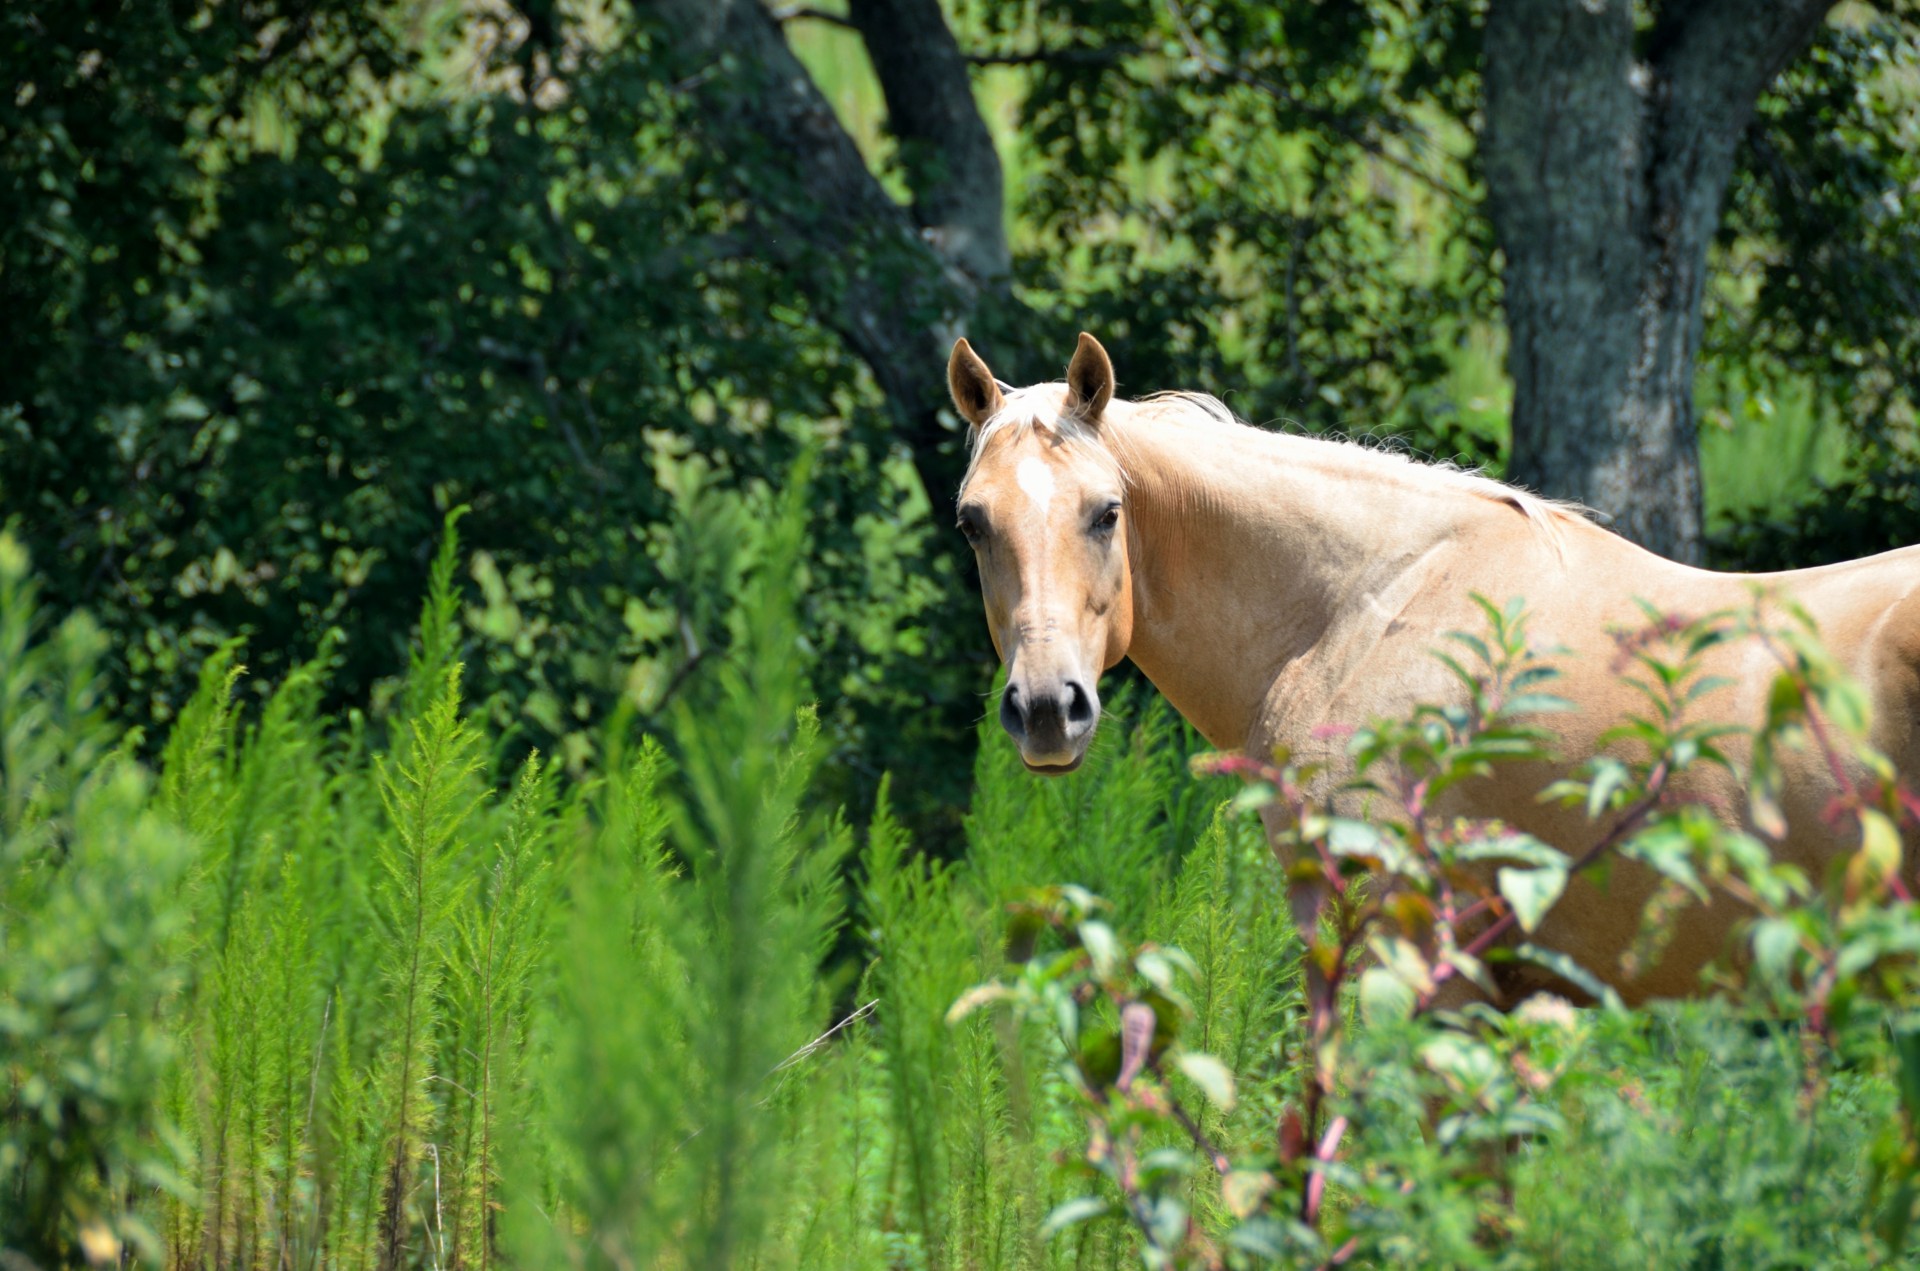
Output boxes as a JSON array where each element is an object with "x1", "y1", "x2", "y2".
[
  {"x1": 957, "y1": 593, "x2": 1920, "y2": 1268},
  {"x1": 0, "y1": 538, "x2": 192, "y2": 1266}
]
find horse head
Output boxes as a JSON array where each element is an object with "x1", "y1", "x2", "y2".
[{"x1": 950, "y1": 332, "x2": 1135, "y2": 774}]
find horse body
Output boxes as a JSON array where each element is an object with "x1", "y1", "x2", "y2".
[{"x1": 949, "y1": 334, "x2": 1920, "y2": 1003}]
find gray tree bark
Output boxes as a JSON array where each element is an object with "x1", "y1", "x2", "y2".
[
  {"x1": 1483, "y1": 0, "x2": 1835, "y2": 563},
  {"x1": 638, "y1": 0, "x2": 1016, "y2": 495},
  {"x1": 848, "y1": 0, "x2": 1010, "y2": 292}
]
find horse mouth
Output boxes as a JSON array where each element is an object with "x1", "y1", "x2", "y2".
[{"x1": 1022, "y1": 756, "x2": 1084, "y2": 776}]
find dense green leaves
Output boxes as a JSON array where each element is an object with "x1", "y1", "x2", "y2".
[{"x1": 0, "y1": 0, "x2": 974, "y2": 851}]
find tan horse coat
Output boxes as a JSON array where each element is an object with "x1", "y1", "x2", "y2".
[{"x1": 950, "y1": 334, "x2": 1920, "y2": 1003}]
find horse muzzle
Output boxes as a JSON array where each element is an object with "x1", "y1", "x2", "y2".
[{"x1": 1000, "y1": 675, "x2": 1099, "y2": 774}]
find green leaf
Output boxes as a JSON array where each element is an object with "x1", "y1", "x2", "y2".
[
  {"x1": 1431, "y1": 649, "x2": 1479, "y2": 694},
  {"x1": 1861, "y1": 808, "x2": 1902, "y2": 880},
  {"x1": 1140, "y1": 1147, "x2": 1196, "y2": 1181},
  {"x1": 1622, "y1": 824, "x2": 1707, "y2": 901},
  {"x1": 1458, "y1": 832, "x2": 1568, "y2": 868},
  {"x1": 1504, "y1": 692, "x2": 1574, "y2": 716},
  {"x1": 1511, "y1": 664, "x2": 1563, "y2": 691},
  {"x1": 1420, "y1": 1033, "x2": 1500, "y2": 1091},
  {"x1": 1358, "y1": 966, "x2": 1414, "y2": 1023},
  {"x1": 1135, "y1": 949, "x2": 1179, "y2": 995},
  {"x1": 1750, "y1": 774, "x2": 1788, "y2": 842},
  {"x1": 1498, "y1": 864, "x2": 1568, "y2": 933},
  {"x1": 1513, "y1": 942, "x2": 1624, "y2": 1012},
  {"x1": 1174, "y1": 1051, "x2": 1237, "y2": 1111},
  {"x1": 1371, "y1": 934, "x2": 1435, "y2": 994},
  {"x1": 1445, "y1": 629, "x2": 1493, "y2": 668},
  {"x1": 1041, "y1": 1195, "x2": 1111, "y2": 1238},
  {"x1": 1222, "y1": 1169, "x2": 1277, "y2": 1220},
  {"x1": 1683, "y1": 673, "x2": 1737, "y2": 705},
  {"x1": 1078, "y1": 920, "x2": 1120, "y2": 979},
  {"x1": 1750, "y1": 917, "x2": 1800, "y2": 983},
  {"x1": 1442, "y1": 943, "x2": 1497, "y2": 995},
  {"x1": 1225, "y1": 1218, "x2": 1302, "y2": 1258},
  {"x1": 1766, "y1": 672, "x2": 1805, "y2": 730},
  {"x1": 1229, "y1": 782, "x2": 1278, "y2": 815},
  {"x1": 1147, "y1": 1195, "x2": 1188, "y2": 1248},
  {"x1": 1585, "y1": 757, "x2": 1631, "y2": 821},
  {"x1": 1309, "y1": 816, "x2": 1421, "y2": 876}
]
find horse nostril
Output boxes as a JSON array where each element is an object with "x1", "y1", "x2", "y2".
[
  {"x1": 999, "y1": 683, "x2": 1027, "y2": 740},
  {"x1": 1064, "y1": 680, "x2": 1096, "y2": 730}
]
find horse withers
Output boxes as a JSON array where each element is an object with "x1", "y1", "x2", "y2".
[{"x1": 949, "y1": 332, "x2": 1920, "y2": 1003}]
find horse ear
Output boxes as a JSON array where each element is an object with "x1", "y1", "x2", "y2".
[
  {"x1": 948, "y1": 338, "x2": 1004, "y2": 430},
  {"x1": 1065, "y1": 331, "x2": 1114, "y2": 422}
]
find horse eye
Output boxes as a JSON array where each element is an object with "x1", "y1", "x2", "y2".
[
  {"x1": 1090, "y1": 504, "x2": 1121, "y2": 535},
  {"x1": 957, "y1": 513, "x2": 985, "y2": 544}
]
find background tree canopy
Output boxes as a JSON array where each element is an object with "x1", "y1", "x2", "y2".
[{"x1": 3, "y1": 0, "x2": 1916, "y2": 843}]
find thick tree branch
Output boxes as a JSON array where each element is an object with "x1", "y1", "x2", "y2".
[
  {"x1": 1642, "y1": 0, "x2": 1838, "y2": 333},
  {"x1": 638, "y1": 0, "x2": 986, "y2": 489},
  {"x1": 847, "y1": 0, "x2": 1010, "y2": 290},
  {"x1": 1648, "y1": 0, "x2": 1836, "y2": 116}
]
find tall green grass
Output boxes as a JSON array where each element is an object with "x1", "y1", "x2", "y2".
[{"x1": 0, "y1": 479, "x2": 1275, "y2": 1269}]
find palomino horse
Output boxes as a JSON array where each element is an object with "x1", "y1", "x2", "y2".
[{"x1": 949, "y1": 332, "x2": 1920, "y2": 1003}]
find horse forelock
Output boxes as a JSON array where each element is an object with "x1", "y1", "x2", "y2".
[{"x1": 959, "y1": 383, "x2": 1126, "y2": 496}]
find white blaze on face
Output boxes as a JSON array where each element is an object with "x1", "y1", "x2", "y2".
[{"x1": 1015, "y1": 456, "x2": 1055, "y2": 522}]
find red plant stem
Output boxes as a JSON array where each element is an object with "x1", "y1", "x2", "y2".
[
  {"x1": 1417, "y1": 770, "x2": 1669, "y2": 1009},
  {"x1": 1757, "y1": 626, "x2": 1863, "y2": 803},
  {"x1": 1302, "y1": 1114, "x2": 1348, "y2": 1225},
  {"x1": 1111, "y1": 1125, "x2": 1174, "y2": 1255},
  {"x1": 1758, "y1": 628, "x2": 1920, "y2": 900},
  {"x1": 1161, "y1": 1088, "x2": 1232, "y2": 1175},
  {"x1": 1755, "y1": 624, "x2": 1912, "y2": 854}
]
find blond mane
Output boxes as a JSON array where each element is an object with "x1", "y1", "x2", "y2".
[{"x1": 963, "y1": 384, "x2": 1590, "y2": 550}]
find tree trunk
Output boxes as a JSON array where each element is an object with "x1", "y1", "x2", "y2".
[{"x1": 1483, "y1": 0, "x2": 1834, "y2": 563}]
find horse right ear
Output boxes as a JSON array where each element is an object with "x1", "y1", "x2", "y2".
[{"x1": 948, "y1": 338, "x2": 1004, "y2": 432}]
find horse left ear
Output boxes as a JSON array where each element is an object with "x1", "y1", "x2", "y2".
[
  {"x1": 949, "y1": 338, "x2": 1005, "y2": 431},
  {"x1": 1065, "y1": 332, "x2": 1115, "y2": 422}
]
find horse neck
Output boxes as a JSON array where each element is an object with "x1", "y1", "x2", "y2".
[{"x1": 1108, "y1": 409, "x2": 1472, "y2": 750}]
